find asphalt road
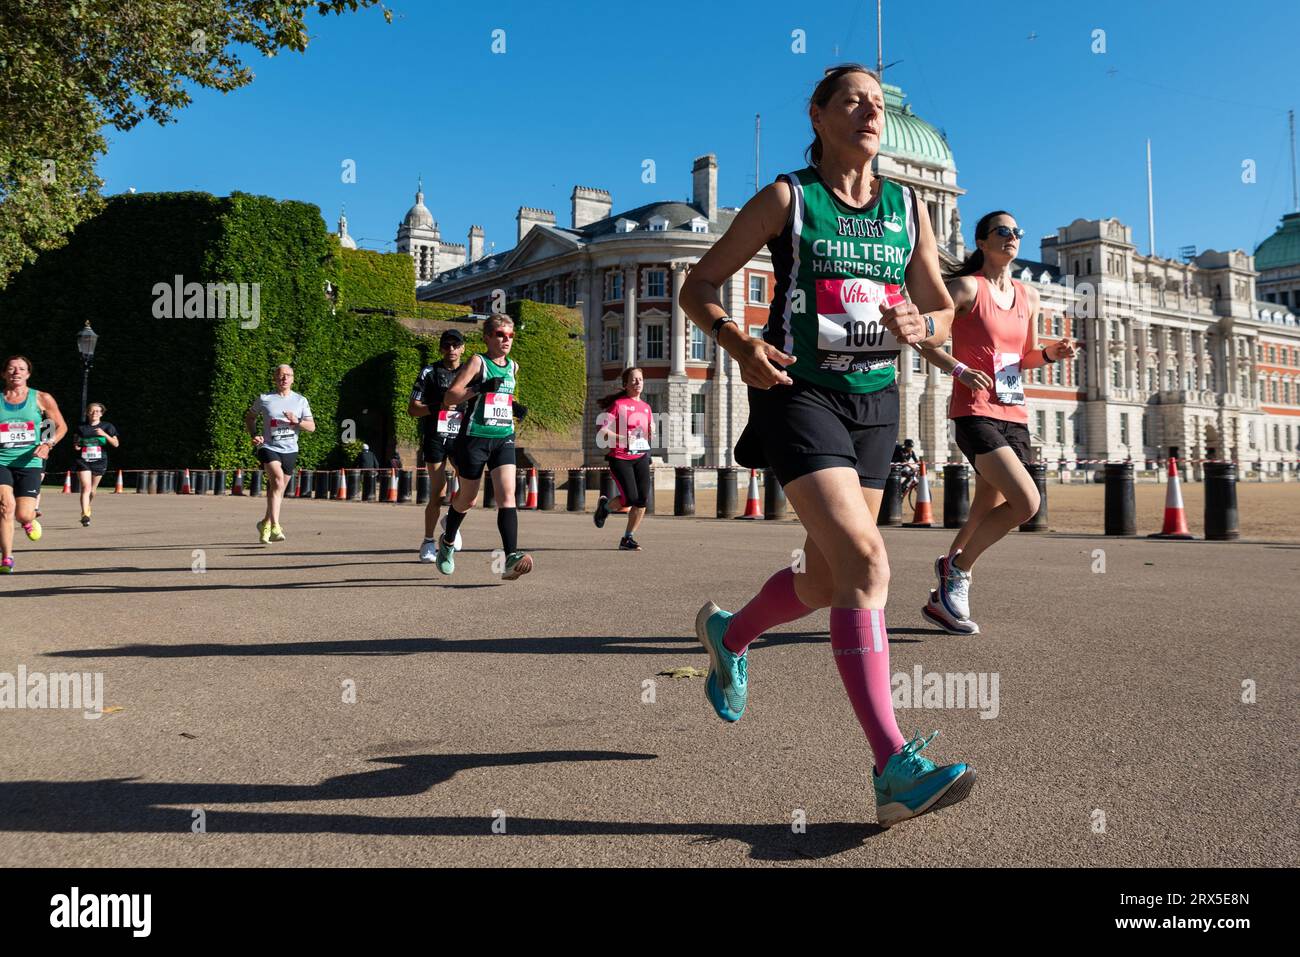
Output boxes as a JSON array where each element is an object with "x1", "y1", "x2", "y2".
[{"x1": 1, "y1": 493, "x2": 1295, "y2": 867}]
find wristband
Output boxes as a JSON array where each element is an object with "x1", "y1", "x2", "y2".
[
  {"x1": 952, "y1": 362, "x2": 968, "y2": 379},
  {"x1": 710, "y1": 317, "x2": 737, "y2": 341}
]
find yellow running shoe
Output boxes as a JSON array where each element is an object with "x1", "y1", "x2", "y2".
[
  {"x1": 257, "y1": 519, "x2": 272, "y2": 544},
  {"x1": 23, "y1": 519, "x2": 41, "y2": 541},
  {"x1": 270, "y1": 524, "x2": 286, "y2": 542}
]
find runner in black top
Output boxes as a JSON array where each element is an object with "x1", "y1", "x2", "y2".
[
  {"x1": 73, "y1": 402, "x2": 119, "y2": 527},
  {"x1": 409, "y1": 329, "x2": 470, "y2": 562}
]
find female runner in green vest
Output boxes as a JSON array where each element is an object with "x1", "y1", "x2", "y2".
[
  {"x1": 1, "y1": 355, "x2": 69, "y2": 573},
  {"x1": 436, "y1": 314, "x2": 532, "y2": 581},
  {"x1": 679, "y1": 64, "x2": 975, "y2": 827}
]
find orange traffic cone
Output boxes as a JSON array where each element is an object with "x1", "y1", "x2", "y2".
[
  {"x1": 1148, "y1": 457, "x2": 1194, "y2": 539},
  {"x1": 526, "y1": 468, "x2": 538, "y2": 509},
  {"x1": 232, "y1": 468, "x2": 245, "y2": 496},
  {"x1": 180, "y1": 468, "x2": 192, "y2": 494},
  {"x1": 738, "y1": 469, "x2": 762, "y2": 519},
  {"x1": 903, "y1": 461, "x2": 934, "y2": 527},
  {"x1": 336, "y1": 468, "x2": 348, "y2": 500},
  {"x1": 113, "y1": 470, "x2": 124, "y2": 493},
  {"x1": 62, "y1": 470, "x2": 72, "y2": 493},
  {"x1": 386, "y1": 468, "x2": 399, "y2": 503}
]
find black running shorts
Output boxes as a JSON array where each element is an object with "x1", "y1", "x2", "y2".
[
  {"x1": 0, "y1": 465, "x2": 44, "y2": 499},
  {"x1": 75, "y1": 457, "x2": 108, "y2": 476},
  {"x1": 256, "y1": 447, "x2": 298, "y2": 476},
  {"x1": 953, "y1": 416, "x2": 1032, "y2": 474},
  {"x1": 735, "y1": 378, "x2": 899, "y2": 489},
  {"x1": 607, "y1": 453, "x2": 651, "y2": 509},
  {"x1": 422, "y1": 433, "x2": 457, "y2": 466},
  {"x1": 454, "y1": 435, "x2": 515, "y2": 481}
]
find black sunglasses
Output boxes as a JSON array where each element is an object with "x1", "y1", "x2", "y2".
[{"x1": 987, "y1": 225, "x2": 1025, "y2": 239}]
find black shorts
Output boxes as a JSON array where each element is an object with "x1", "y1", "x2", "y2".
[
  {"x1": 454, "y1": 434, "x2": 515, "y2": 481},
  {"x1": 735, "y1": 378, "x2": 899, "y2": 489},
  {"x1": 607, "y1": 453, "x2": 651, "y2": 508},
  {"x1": 256, "y1": 447, "x2": 298, "y2": 475},
  {"x1": 422, "y1": 432, "x2": 458, "y2": 466},
  {"x1": 0, "y1": 465, "x2": 44, "y2": 498},
  {"x1": 953, "y1": 416, "x2": 1032, "y2": 474},
  {"x1": 75, "y1": 458, "x2": 108, "y2": 476}
]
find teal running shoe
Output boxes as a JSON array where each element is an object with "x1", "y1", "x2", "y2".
[
  {"x1": 695, "y1": 600, "x2": 747, "y2": 722},
  {"x1": 435, "y1": 538, "x2": 455, "y2": 576},
  {"x1": 873, "y1": 731, "x2": 976, "y2": 828}
]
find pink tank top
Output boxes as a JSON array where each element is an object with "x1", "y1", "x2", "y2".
[
  {"x1": 948, "y1": 276, "x2": 1032, "y2": 424},
  {"x1": 604, "y1": 396, "x2": 653, "y2": 460}
]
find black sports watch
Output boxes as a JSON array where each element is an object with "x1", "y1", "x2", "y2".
[
  {"x1": 710, "y1": 316, "x2": 738, "y2": 341},
  {"x1": 924, "y1": 315, "x2": 935, "y2": 338}
]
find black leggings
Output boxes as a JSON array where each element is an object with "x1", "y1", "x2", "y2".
[{"x1": 607, "y1": 454, "x2": 650, "y2": 509}]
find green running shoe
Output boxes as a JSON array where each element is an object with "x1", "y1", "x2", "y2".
[
  {"x1": 502, "y1": 551, "x2": 533, "y2": 581},
  {"x1": 695, "y1": 600, "x2": 747, "y2": 722},
  {"x1": 873, "y1": 731, "x2": 976, "y2": 828},
  {"x1": 436, "y1": 538, "x2": 455, "y2": 575},
  {"x1": 257, "y1": 519, "x2": 272, "y2": 544}
]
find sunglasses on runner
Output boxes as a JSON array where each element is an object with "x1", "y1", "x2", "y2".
[
  {"x1": 987, "y1": 225, "x2": 1025, "y2": 239},
  {"x1": 492, "y1": 331, "x2": 514, "y2": 340}
]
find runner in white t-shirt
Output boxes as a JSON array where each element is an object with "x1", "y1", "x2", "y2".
[{"x1": 244, "y1": 364, "x2": 315, "y2": 544}]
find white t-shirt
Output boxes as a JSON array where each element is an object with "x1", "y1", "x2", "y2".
[{"x1": 254, "y1": 391, "x2": 313, "y2": 454}]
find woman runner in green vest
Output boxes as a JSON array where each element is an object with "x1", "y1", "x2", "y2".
[
  {"x1": 679, "y1": 64, "x2": 975, "y2": 827},
  {"x1": 1, "y1": 355, "x2": 69, "y2": 573},
  {"x1": 437, "y1": 314, "x2": 533, "y2": 581}
]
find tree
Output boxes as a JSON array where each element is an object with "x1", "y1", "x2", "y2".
[{"x1": 0, "y1": 0, "x2": 390, "y2": 288}]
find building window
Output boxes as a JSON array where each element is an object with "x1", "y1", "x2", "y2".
[
  {"x1": 644, "y1": 323, "x2": 665, "y2": 360},
  {"x1": 912, "y1": 351, "x2": 923, "y2": 373},
  {"x1": 606, "y1": 271, "x2": 624, "y2": 301},
  {"x1": 644, "y1": 270, "x2": 666, "y2": 299},
  {"x1": 1120, "y1": 413, "x2": 1129, "y2": 447},
  {"x1": 1087, "y1": 257, "x2": 1093, "y2": 274},
  {"x1": 749, "y1": 275, "x2": 768, "y2": 303},
  {"x1": 1056, "y1": 411, "x2": 1065, "y2": 444},
  {"x1": 1112, "y1": 361, "x2": 1123, "y2": 389},
  {"x1": 1053, "y1": 314, "x2": 1062, "y2": 336},
  {"x1": 690, "y1": 325, "x2": 707, "y2": 361},
  {"x1": 1166, "y1": 368, "x2": 1176, "y2": 390},
  {"x1": 748, "y1": 324, "x2": 765, "y2": 340},
  {"x1": 691, "y1": 392, "x2": 706, "y2": 435},
  {"x1": 565, "y1": 277, "x2": 577, "y2": 307},
  {"x1": 690, "y1": 218, "x2": 708, "y2": 233},
  {"x1": 1037, "y1": 313, "x2": 1044, "y2": 335},
  {"x1": 1036, "y1": 410, "x2": 1046, "y2": 440},
  {"x1": 604, "y1": 325, "x2": 621, "y2": 363}
]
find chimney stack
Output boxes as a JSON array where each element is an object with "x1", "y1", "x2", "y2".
[
  {"x1": 516, "y1": 206, "x2": 556, "y2": 243},
  {"x1": 692, "y1": 154, "x2": 718, "y2": 222},
  {"x1": 468, "y1": 225, "x2": 484, "y2": 261},
  {"x1": 571, "y1": 186, "x2": 613, "y2": 229}
]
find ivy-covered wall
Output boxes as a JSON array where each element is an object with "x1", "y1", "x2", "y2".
[{"x1": 0, "y1": 192, "x2": 584, "y2": 473}]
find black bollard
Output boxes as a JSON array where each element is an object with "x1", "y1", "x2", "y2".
[
  {"x1": 538, "y1": 470, "x2": 556, "y2": 510},
  {"x1": 364, "y1": 470, "x2": 378, "y2": 502},
  {"x1": 673, "y1": 467, "x2": 695, "y2": 516},
  {"x1": 1103, "y1": 462, "x2": 1137, "y2": 536},
  {"x1": 416, "y1": 469, "x2": 430, "y2": 505},
  {"x1": 943, "y1": 463, "x2": 970, "y2": 529},
  {"x1": 146, "y1": 470, "x2": 157, "y2": 494},
  {"x1": 763, "y1": 468, "x2": 787, "y2": 520},
  {"x1": 213, "y1": 470, "x2": 227, "y2": 496},
  {"x1": 1204, "y1": 461, "x2": 1239, "y2": 541},
  {"x1": 135, "y1": 471, "x2": 147, "y2": 494},
  {"x1": 716, "y1": 466, "x2": 738, "y2": 519},
  {"x1": 482, "y1": 475, "x2": 496, "y2": 509},
  {"x1": 515, "y1": 469, "x2": 527, "y2": 508},
  {"x1": 645, "y1": 467, "x2": 656, "y2": 514},
  {"x1": 600, "y1": 469, "x2": 615, "y2": 502},
  {"x1": 566, "y1": 469, "x2": 586, "y2": 512},
  {"x1": 349, "y1": 470, "x2": 362, "y2": 501},
  {"x1": 880, "y1": 464, "x2": 904, "y2": 526},
  {"x1": 250, "y1": 469, "x2": 263, "y2": 497},
  {"x1": 1018, "y1": 462, "x2": 1049, "y2": 532},
  {"x1": 398, "y1": 469, "x2": 413, "y2": 503}
]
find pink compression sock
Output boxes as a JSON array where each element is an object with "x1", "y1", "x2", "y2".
[
  {"x1": 829, "y1": 608, "x2": 906, "y2": 775},
  {"x1": 723, "y1": 567, "x2": 813, "y2": 654}
]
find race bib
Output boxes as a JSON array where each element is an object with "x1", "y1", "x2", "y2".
[
  {"x1": 436, "y1": 408, "x2": 463, "y2": 436},
  {"x1": 628, "y1": 425, "x2": 650, "y2": 453},
  {"x1": 269, "y1": 417, "x2": 296, "y2": 441},
  {"x1": 0, "y1": 422, "x2": 35, "y2": 447},
  {"x1": 994, "y1": 352, "x2": 1024, "y2": 405},
  {"x1": 80, "y1": 445, "x2": 103, "y2": 461},
  {"x1": 815, "y1": 280, "x2": 906, "y2": 354},
  {"x1": 483, "y1": 392, "x2": 513, "y2": 426}
]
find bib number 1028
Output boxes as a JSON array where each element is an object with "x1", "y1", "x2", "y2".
[{"x1": 842, "y1": 319, "x2": 885, "y2": 349}]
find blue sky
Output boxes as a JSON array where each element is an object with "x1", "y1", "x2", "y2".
[{"x1": 97, "y1": 0, "x2": 1299, "y2": 265}]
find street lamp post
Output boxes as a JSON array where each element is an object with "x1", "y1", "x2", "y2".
[{"x1": 76, "y1": 321, "x2": 98, "y2": 424}]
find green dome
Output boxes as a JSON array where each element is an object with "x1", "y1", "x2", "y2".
[
  {"x1": 1255, "y1": 212, "x2": 1300, "y2": 271},
  {"x1": 880, "y1": 83, "x2": 955, "y2": 171}
]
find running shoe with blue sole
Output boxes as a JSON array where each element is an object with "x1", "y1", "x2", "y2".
[
  {"x1": 695, "y1": 600, "x2": 747, "y2": 722},
  {"x1": 873, "y1": 731, "x2": 976, "y2": 828}
]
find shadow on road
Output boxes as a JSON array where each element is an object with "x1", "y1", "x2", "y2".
[{"x1": 0, "y1": 750, "x2": 882, "y2": 860}]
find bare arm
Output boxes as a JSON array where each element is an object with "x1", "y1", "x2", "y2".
[
  {"x1": 245, "y1": 404, "x2": 263, "y2": 445},
  {"x1": 919, "y1": 275, "x2": 993, "y2": 391},
  {"x1": 442, "y1": 354, "x2": 482, "y2": 409},
  {"x1": 678, "y1": 181, "x2": 797, "y2": 389},
  {"x1": 35, "y1": 392, "x2": 68, "y2": 458},
  {"x1": 890, "y1": 195, "x2": 956, "y2": 349},
  {"x1": 408, "y1": 371, "x2": 430, "y2": 418}
]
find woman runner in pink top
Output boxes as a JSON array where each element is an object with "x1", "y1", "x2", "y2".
[
  {"x1": 593, "y1": 367, "x2": 653, "y2": 550},
  {"x1": 919, "y1": 210, "x2": 1078, "y2": 633}
]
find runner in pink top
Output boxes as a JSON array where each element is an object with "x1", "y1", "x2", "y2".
[
  {"x1": 593, "y1": 367, "x2": 653, "y2": 550},
  {"x1": 919, "y1": 210, "x2": 1078, "y2": 633}
]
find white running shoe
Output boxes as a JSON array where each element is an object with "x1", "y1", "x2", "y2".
[
  {"x1": 439, "y1": 515, "x2": 463, "y2": 551},
  {"x1": 938, "y1": 559, "x2": 972, "y2": 621},
  {"x1": 922, "y1": 589, "x2": 980, "y2": 635},
  {"x1": 419, "y1": 538, "x2": 439, "y2": 563}
]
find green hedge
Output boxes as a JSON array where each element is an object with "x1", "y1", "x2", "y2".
[{"x1": 0, "y1": 192, "x2": 585, "y2": 472}]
